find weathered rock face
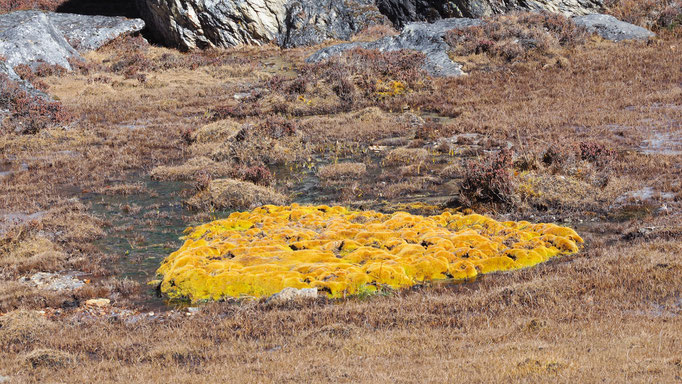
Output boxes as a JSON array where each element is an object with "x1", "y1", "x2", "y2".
[
  {"x1": 307, "y1": 18, "x2": 482, "y2": 77},
  {"x1": 136, "y1": 0, "x2": 288, "y2": 49},
  {"x1": 278, "y1": 0, "x2": 389, "y2": 48},
  {"x1": 573, "y1": 13, "x2": 656, "y2": 41},
  {"x1": 0, "y1": 11, "x2": 145, "y2": 70},
  {"x1": 136, "y1": 0, "x2": 609, "y2": 49},
  {"x1": 137, "y1": 0, "x2": 391, "y2": 49},
  {"x1": 375, "y1": 0, "x2": 604, "y2": 27},
  {"x1": 49, "y1": 13, "x2": 146, "y2": 52},
  {"x1": 0, "y1": 11, "x2": 81, "y2": 70}
]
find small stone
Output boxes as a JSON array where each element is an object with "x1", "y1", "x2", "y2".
[
  {"x1": 22, "y1": 272, "x2": 85, "y2": 291},
  {"x1": 233, "y1": 92, "x2": 251, "y2": 100},
  {"x1": 0, "y1": 375, "x2": 9, "y2": 383},
  {"x1": 267, "y1": 287, "x2": 318, "y2": 303},
  {"x1": 85, "y1": 298, "x2": 110, "y2": 307}
]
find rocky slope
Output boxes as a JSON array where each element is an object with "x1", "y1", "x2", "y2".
[
  {"x1": 136, "y1": 0, "x2": 389, "y2": 50},
  {"x1": 136, "y1": 0, "x2": 606, "y2": 49}
]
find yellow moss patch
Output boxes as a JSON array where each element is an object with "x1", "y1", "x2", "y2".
[{"x1": 156, "y1": 204, "x2": 583, "y2": 302}]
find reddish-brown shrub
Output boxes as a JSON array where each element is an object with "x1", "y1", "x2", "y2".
[
  {"x1": 606, "y1": 0, "x2": 682, "y2": 32},
  {"x1": 0, "y1": 0, "x2": 67, "y2": 14},
  {"x1": 256, "y1": 115, "x2": 297, "y2": 138},
  {"x1": 12, "y1": 63, "x2": 66, "y2": 92},
  {"x1": 33, "y1": 62, "x2": 67, "y2": 77},
  {"x1": 231, "y1": 164, "x2": 273, "y2": 186},
  {"x1": 461, "y1": 149, "x2": 515, "y2": 204},
  {"x1": 0, "y1": 74, "x2": 72, "y2": 134},
  {"x1": 445, "y1": 12, "x2": 587, "y2": 61},
  {"x1": 579, "y1": 141, "x2": 614, "y2": 165}
]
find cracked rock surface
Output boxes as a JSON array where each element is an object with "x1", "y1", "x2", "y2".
[{"x1": 137, "y1": 0, "x2": 391, "y2": 49}]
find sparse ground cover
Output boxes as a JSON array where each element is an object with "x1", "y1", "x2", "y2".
[{"x1": 0, "y1": 7, "x2": 680, "y2": 383}]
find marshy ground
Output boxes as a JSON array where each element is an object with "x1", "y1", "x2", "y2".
[{"x1": 0, "y1": 9, "x2": 681, "y2": 383}]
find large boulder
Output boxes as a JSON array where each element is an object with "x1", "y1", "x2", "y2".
[
  {"x1": 375, "y1": 0, "x2": 604, "y2": 28},
  {"x1": 278, "y1": 0, "x2": 389, "y2": 48},
  {"x1": 573, "y1": 14, "x2": 656, "y2": 41},
  {"x1": 48, "y1": 13, "x2": 146, "y2": 52},
  {"x1": 135, "y1": 0, "x2": 289, "y2": 49},
  {"x1": 307, "y1": 18, "x2": 482, "y2": 77},
  {"x1": 0, "y1": 11, "x2": 81, "y2": 70},
  {"x1": 0, "y1": 11, "x2": 145, "y2": 70},
  {"x1": 136, "y1": 0, "x2": 391, "y2": 49}
]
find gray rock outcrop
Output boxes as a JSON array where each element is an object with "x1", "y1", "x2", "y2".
[
  {"x1": 0, "y1": 11, "x2": 81, "y2": 70},
  {"x1": 135, "y1": 0, "x2": 609, "y2": 49},
  {"x1": 376, "y1": 0, "x2": 604, "y2": 28},
  {"x1": 137, "y1": 0, "x2": 392, "y2": 49},
  {"x1": 307, "y1": 18, "x2": 482, "y2": 77},
  {"x1": 49, "y1": 13, "x2": 146, "y2": 51},
  {"x1": 278, "y1": 0, "x2": 389, "y2": 48},
  {"x1": 573, "y1": 13, "x2": 656, "y2": 41},
  {"x1": 0, "y1": 11, "x2": 145, "y2": 71},
  {"x1": 136, "y1": 0, "x2": 288, "y2": 49}
]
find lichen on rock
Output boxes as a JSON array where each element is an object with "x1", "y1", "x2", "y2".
[{"x1": 156, "y1": 204, "x2": 583, "y2": 302}]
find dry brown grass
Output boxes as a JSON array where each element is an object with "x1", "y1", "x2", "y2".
[
  {"x1": 0, "y1": 239, "x2": 679, "y2": 382},
  {"x1": 298, "y1": 107, "x2": 412, "y2": 143},
  {"x1": 0, "y1": 310, "x2": 54, "y2": 351},
  {"x1": 21, "y1": 348, "x2": 75, "y2": 369},
  {"x1": 150, "y1": 156, "x2": 233, "y2": 181},
  {"x1": 383, "y1": 148, "x2": 430, "y2": 166},
  {"x1": 606, "y1": 0, "x2": 682, "y2": 33},
  {"x1": 317, "y1": 162, "x2": 367, "y2": 179},
  {"x1": 187, "y1": 178, "x2": 288, "y2": 211},
  {"x1": 0, "y1": 236, "x2": 66, "y2": 275},
  {"x1": 0, "y1": 24, "x2": 679, "y2": 383}
]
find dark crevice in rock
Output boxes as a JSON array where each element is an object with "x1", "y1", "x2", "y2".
[{"x1": 56, "y1": 0, "x2": 140, "y2": 18}]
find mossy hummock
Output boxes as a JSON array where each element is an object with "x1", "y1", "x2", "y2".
[{"x1": 156, "y1": 204, "x2": 583, "y2": 302}]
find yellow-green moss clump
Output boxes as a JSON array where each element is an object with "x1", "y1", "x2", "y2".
[{"x1": 156, "y1": 204, "x2": 583, "y2": 302}]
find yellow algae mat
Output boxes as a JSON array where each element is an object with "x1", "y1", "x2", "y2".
[{"x1": 156, "y1": 204, "x2": 583, "y2": 302}]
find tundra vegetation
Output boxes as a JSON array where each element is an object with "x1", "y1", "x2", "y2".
[{"x1": 0, "y1": 1, "x2": 681, "y2": 382}]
